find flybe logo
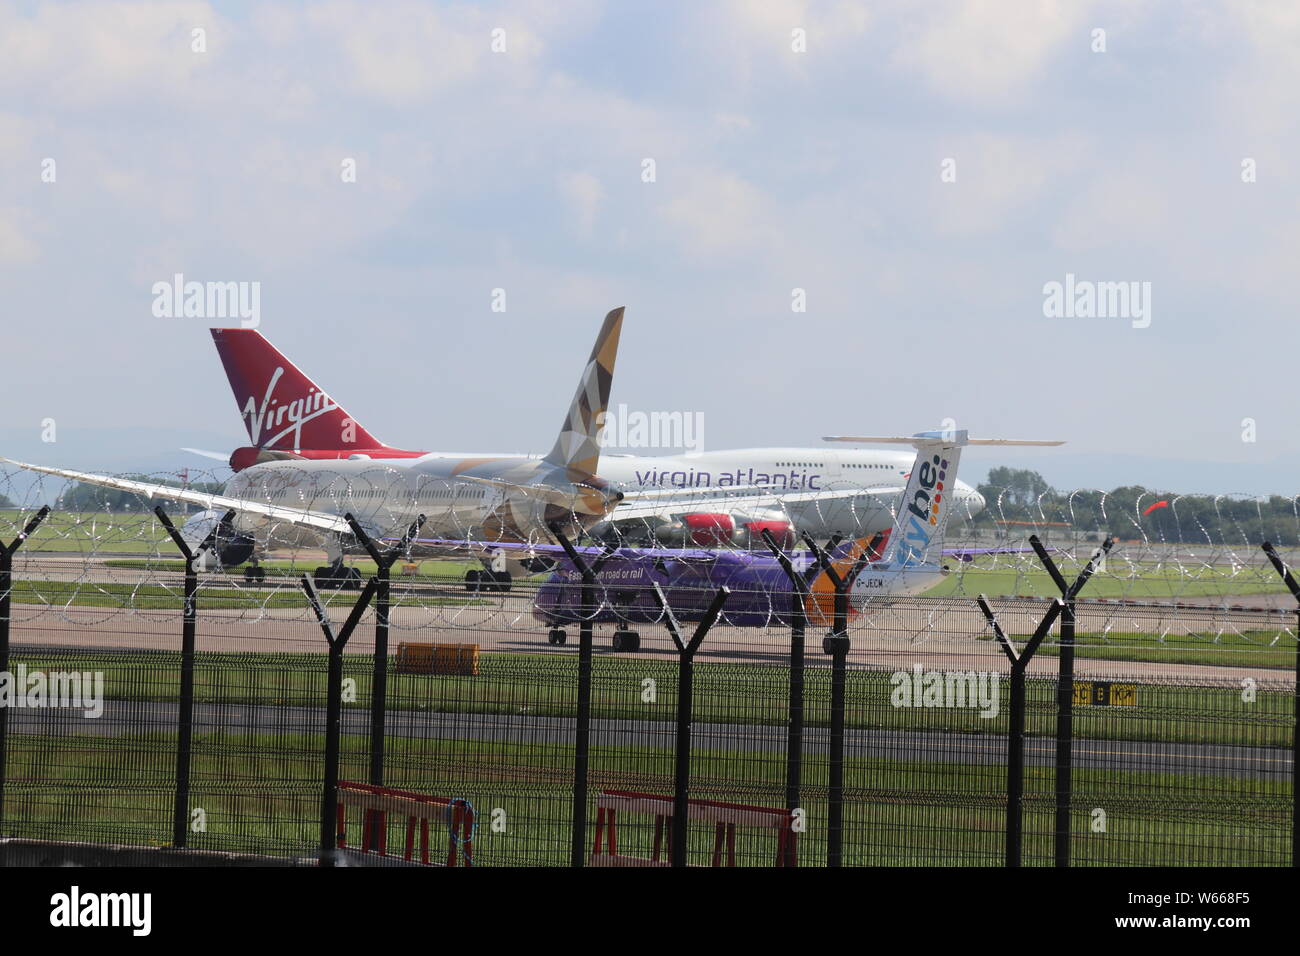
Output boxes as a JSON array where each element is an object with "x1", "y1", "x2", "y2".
[
  {"x1": 242, "y1": 366, "x2": 340, "y2": 450},
  {"x1": 898, "y1": 454, "x2": 948, "y2": 566}
]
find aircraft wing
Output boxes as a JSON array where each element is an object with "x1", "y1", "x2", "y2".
[{"x1": 0, "y1": 457, "x2": 351, "y2": 535}]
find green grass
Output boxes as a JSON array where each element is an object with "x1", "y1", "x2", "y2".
[
  {"x1": 1026, "y1": 630, "x2": 1298, "y2": 670},
  {"x1": 926, "y1": 565, "x2": 1291, "y2": 600},
  {"x1": 8, "y1": 648, "x2": 1293, "y2": 749},
  {"x1": 1, "y1": 510, "x2": 182, "y2": 555},
  {"x1": 103, "y1": 557, "x2": 481, "y2": 581},
  {"x1": 3, "y1": 730, "x2": 1289, "y2": 866},
  {"x1": 6, "y1": 580, "x2": 488, "y2": 611}
]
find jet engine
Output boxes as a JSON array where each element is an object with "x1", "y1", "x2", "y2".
[{"x1": 180, "y1": 508, "x2": 255, "y2": 567}]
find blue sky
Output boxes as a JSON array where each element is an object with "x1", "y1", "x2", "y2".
[{"x1": 2, "y1": 1, "x2": 1298, "y2": 494}]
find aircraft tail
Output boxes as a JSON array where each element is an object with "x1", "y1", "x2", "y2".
[
  {"x1": 542, "y1": 307, "x2": 625, "y2": 482},
  {"x1": 825, "y1": 431, "x2": 1065, "y2": 568},
  {"x1": 211, "y1": 328, "x2": 392, "y2": 454},
  {"x1": 882, "y1": 431, "x2": 967, "y2": 567}
]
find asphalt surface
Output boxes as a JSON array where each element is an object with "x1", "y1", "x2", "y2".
[{"x1": 4, "y1": 698, "x2": 1289, "y2": 781}]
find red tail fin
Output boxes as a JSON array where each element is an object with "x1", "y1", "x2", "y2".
[{"x1": 211, "y1": 328, "x2": 390, "y2": 453}]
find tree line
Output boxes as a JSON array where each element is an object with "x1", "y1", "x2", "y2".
[{"x1": 973, "y1": 467, "x2": 1300, "y2": 546}]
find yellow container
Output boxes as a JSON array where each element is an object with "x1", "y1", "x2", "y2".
[{"x1": 395, "y1": 642, "x2": 479, "y2": 676}]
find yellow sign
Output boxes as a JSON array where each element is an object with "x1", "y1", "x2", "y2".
[{"x1": 1073, "y1": 681, "x2": 1137, "y2": 707}]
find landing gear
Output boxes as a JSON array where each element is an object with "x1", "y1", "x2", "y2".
[
  {"x1": 547, "y1": 628, "x2": 568, "y2": 646},
  {"x1": 522, "y1": 556, "x2": 557, "y2": 574},
  {"x1": 242, "y1": 564, "x2": 267, "y2": 585},
  {"x1": 313, "y1": 562, "x2": 361, "y2": 590},
  {"x1": 465, "y1": 569, "x2": 513, "y2": 593},
  {"x1": 611, "y1": 629, "x2": 641, "y2": 652}
]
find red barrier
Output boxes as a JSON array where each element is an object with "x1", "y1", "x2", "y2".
[
  {"x1": 590, "y1": 789, "x2": 798, "y2": 867},
  {"x1": 336, "y1": 781, "x2": 473, "y2": 866}
]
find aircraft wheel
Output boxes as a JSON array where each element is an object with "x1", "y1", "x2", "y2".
[
  {"x1": 612, "y1": 630, "x2": 640, "y2": 652},
  {"x1": 254, "y1": 567, "x2": 267, "y2": 583},
  {"x1": 313, "y1": 566, "x2": 338, "y2": 590},
  {"x1": 465, "y1": 569, "x2": 481, "y2": 592},
  {"x1": 244, "y1": 567, "x2": 257, "y2": 584},
  {"x1": 548, "y1": 629, "x2": 567, "y2": 646},
  {"x1": 344, "y1": 566, "x2": 362, "y2": 590}
]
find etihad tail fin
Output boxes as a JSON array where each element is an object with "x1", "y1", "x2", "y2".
[
  {"x1": 825, "y1": 431, "x2": 1064, "y2": 568},
  {"x1": 211, "y1": 328, "x2": 402, "y2": 455},
  {"x1": 542, "y1": 307, "x2": 625, "y2": 481}
]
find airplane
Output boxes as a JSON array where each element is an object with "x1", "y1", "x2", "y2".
[
  {"x1": 0, "y1": 309, "x2": 978, "y2": 595},
  {"x1": 3, "y1": 317, "x2": 1001, "y2": 597},
  {"x1": 3, "y1": 308, "x2": 635, "y2": 587},
  {"x1": 185, "y1": 323, "x2": 989, "y2": 585},
  {"x1": 529, "y1": 430, "x2": 1063, "y2": 650}
]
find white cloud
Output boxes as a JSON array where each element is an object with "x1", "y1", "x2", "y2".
[
  {"x1": 558, "y1": 171, "x2": 606, "y2": 237},
  {"x1": 0, "y1": 1, "x2": 218, "y2": 108},
  {"x1": 890, "y1": 0, "x2": 1090, "y2": 103},
  {"x1": 656, "y1": 169, "x2": 780, "y2": 259},
  {"x1": 0, "y1": 209, "x2": 38, "y2": 265},
  {"x1": 931, "y1": 132, "x2": 1091, "y2": 236}
]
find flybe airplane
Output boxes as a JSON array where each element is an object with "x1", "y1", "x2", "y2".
[{"x1": 3, "y1": 310, "x2": 987, "y2": 590}]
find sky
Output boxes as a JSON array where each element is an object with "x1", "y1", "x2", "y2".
[{"x1": 1, "y1": 0, "x2": 1298, "y2": 495}]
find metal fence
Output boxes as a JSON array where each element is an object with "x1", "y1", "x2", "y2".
[{"x1": 0, "y1": 491, "x2": 1296, "y2": 867}]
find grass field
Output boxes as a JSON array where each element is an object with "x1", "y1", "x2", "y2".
[
  {"x1": 1025, "y1": 630, "x2": 1298, "y2": 670},
  {"x1": 8, "y1": 648, "x2": 1293, "y2": 748},
  {"x1": 1, "y1": 510, "x2": 182, "y2": 555},
  {"x1": 103, "y1": 557, "x2": 480, "y2": 581},
  {"x1": 4, "y1": 579, "x2": 491, "y2": 612},
  {"x1": 928, "y1": 564, "x2": 1291, "y2": 600},
  {"x1": 3, "y1": 730, "x2": 1289, "y2": 866}
]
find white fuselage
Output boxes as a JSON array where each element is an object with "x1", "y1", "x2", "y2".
[
  {"x1": 220, "y1": 446, "x2": 985, "y2": 550},
  {"x1": 595, "y1": 446, "x2": 984, "y2": 538}
]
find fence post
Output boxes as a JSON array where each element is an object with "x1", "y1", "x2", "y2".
[
  {"x1": 1260, "y1": 541, "x2": 1300, "y2": 867},
  {"x1": 0, "y1": 506, "x2": 49, "y2": 836},
  {"x1": 978, "y1": 595, "x2": 1063, "y2": 867},
  {"x1": 1029, "y1": 533, "x2": 1114, "y2": 867},
  {"x1": 551, "y1": 525, "x2": 617, "y2": 868},
  {"x1": 761, "y1": 529, "x2": 825, "y2": 867},
  {"x1": 154, "y1": 506, "x2": 232, "y2": 849},
  {"x1": 801, "y1": 533, "x2": 871, "y2": 868},
  {"x1": 343, "y1": 512, "x2": 425, "y2": 848},
  {"x1": 302, "y1": 573, "x2": 379, "y2": 866},
  {"x1": 650, "y1": 583, "x2": 729, "y2": 868}
]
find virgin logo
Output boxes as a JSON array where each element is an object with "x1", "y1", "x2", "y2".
[{"x1": 243, "y1": 367, "x2": 340, "y2": 450}]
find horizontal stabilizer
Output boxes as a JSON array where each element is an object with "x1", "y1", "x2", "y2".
[{"x1": 824, "y1": 431, "x2": 1064, "y2": 447}]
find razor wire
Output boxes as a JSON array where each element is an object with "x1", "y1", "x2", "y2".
[{"x1": 1, "y1": 464, "x2": 1298, "y2": 670}]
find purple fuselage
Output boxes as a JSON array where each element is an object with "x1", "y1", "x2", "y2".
[{"x1": 532, "y1": 548, "x2": 804, "y2": 628}]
